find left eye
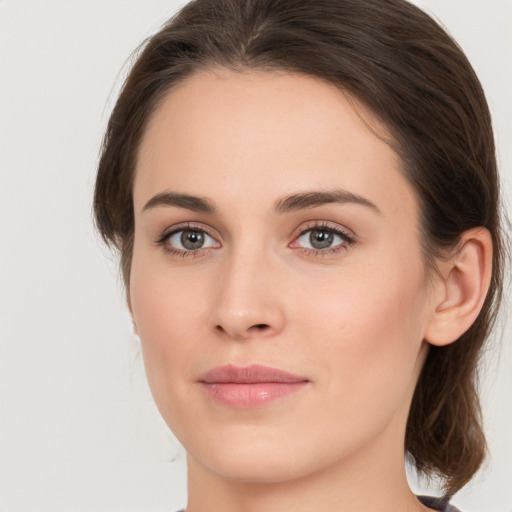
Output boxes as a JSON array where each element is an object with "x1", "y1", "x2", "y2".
[
  {"x1": 167, "y1": 229, "x2": 217, "y2": 251},
  {"x1": 296, "y1": 227, "x2": 349, "y2": 250}
]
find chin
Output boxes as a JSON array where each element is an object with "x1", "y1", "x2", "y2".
[
  {"x1": 184, "y1": 425, "x2": 318, "y2": 484},
  {"x1": 198, "y1": 449, "x2": 310, "y2": 484}
]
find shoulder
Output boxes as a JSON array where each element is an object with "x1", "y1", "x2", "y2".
[{"x1": 418, "y1": 495, "x2": 463, "y2": 512}]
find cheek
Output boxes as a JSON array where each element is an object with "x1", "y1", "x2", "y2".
[
  {"x1": 294, "y1": 255, "x2": 429, "y2": 417},
  {"x1": 129, "y1": 252, "x2": 211, "y2": 420},
  {"x1": 130, "y1": 238, "x2": 212, "y2": 342}
]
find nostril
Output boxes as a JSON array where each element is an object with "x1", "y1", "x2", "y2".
[{"x1": 213, "y1": 322, "x2": 272, "y2": 338}]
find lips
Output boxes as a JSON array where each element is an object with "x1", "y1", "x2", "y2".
[{"x1": 198, "y1": 364, "x2": 309, "y2": 408}]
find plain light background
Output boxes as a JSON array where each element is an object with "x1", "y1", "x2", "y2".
[{"x1": 0, "y1": 1, "x2": 510, "y2": 511}]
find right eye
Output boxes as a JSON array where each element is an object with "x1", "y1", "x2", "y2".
[{"x1": 165, "y1": 229, "x2": 218, "y2": 252}]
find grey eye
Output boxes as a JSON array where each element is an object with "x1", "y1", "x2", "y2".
[
  {"x1": 310, "y1": 229, "x2": 334, "y2": 249},
  {"x1": 168, "y1": 230, "x2": 216, "y2": 251},
  {"x1": 297, "y1": 228, "x2": 345, "y2": 250}
]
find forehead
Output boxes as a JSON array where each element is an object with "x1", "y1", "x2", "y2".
[{"x1": 134, "y1": 68, "x2": 417, "y2": 220}]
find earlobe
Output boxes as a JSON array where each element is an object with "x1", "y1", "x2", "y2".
[{"x1": 424, "y1": 228, "x2": 493, "y2": 347}]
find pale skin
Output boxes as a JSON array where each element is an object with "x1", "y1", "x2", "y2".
[{"x1": 129, "y1": 69, "x2": 492, "y2": 512}]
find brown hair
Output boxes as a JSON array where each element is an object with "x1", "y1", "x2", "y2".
[{"x1": 94, "y1": 0, "x2": 505, "y2": 496}]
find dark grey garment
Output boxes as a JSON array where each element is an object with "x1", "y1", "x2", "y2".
[{"x1": 418, "y1": 495, "x2": 462, "y2": 512}]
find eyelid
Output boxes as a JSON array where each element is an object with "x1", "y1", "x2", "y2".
[
  {"x1": 291, "y1": 221, "x2": 355, "y2": 242},
  {"x1": 155, "y1": 222, "x2": 221, "y2": 255},
  {"x1": 289, "y1": 221, "x2": 356, "y2": 253},
  {"x1": 156, "y1": 222, "x2": 218, "y2": 241}
]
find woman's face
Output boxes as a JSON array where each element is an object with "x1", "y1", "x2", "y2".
[{"x1": 130, "y1": 69, "x2": 438, "y2": 483}]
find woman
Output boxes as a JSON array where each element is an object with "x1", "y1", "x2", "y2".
[{"x1": 94, "y1": 0, "x2": 506, "y2": 510}]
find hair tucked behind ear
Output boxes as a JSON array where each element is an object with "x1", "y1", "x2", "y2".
[
  {"x1": 94, "y1": 0, "x2": 505, "y2": 495},
  {"x1": 407, "y1": 343, "x2": 487, "y2": 492}
]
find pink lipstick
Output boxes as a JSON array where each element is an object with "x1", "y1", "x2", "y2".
[{"x1": 198, "y1": 364, "x2": 309, "y2": 408}]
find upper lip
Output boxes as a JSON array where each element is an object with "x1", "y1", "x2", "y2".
[{"x1": 199, "y1": 364, "x2": 309, "y2": 384}]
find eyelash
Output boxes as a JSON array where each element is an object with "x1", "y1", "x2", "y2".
[
  {"x1": 292, "y1": 222, "x2": 356, "y2": 257},
  {"x1": 155, "y1": 221, "x2": 355, "y2": 258},
  {"x1": 155, "y1": 222, "x2": 216, "y2": 258}
]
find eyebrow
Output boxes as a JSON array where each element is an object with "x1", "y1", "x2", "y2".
[
  {"x1": 142, "y1": 189, "x2": 380, "y2": 215},
  {"x1": 274, "y1": 190, "x2": 381, "y2": 214},
  {"x1": 143, "y1": 192, "x2": 216, "y2": 214}
]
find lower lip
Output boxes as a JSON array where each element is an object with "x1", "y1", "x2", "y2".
[{"x1": 200, "y1": 382, "x2": 308, "y2": 408}]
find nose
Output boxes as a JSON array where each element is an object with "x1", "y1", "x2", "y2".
[{"x1": 209, "y1": 248, "x2": 286, "y2": 341}]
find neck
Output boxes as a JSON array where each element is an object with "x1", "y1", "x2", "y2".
[{"x1": 185, "y1": 422, "x2": 423, "y2": 512}]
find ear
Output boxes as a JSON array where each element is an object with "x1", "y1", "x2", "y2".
[{"x1": 424, "y1": 227, "x2": 493, "y2": 347}]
